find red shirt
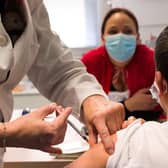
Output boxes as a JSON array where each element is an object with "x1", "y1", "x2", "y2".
[
  {"x1": 82, "y1": 44, "x2": 155, "y2": 96},
  {"x1": 82, "y1": 44, "x2": 163, "y2": 121}
]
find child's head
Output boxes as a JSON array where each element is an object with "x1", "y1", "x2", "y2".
[
  {"x1": 155, "y1": 26, "x2": 168, "y2": 82},
  {"x1": 155, "y1": 26, "x2": 168, "y2": 115}
]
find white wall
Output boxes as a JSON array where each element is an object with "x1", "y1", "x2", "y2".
[{"x1": 111, "y1": 0, "x2": 168, "y2": 44}]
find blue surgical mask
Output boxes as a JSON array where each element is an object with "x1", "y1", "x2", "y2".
[{"x1": 105, "y1": 33, "x2": 136, "y2": 63}]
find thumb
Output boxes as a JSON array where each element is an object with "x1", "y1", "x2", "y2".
[
  {"x1": 35, "y1": 103, "x2": 57, "y2": 119},
  {"x1": 94, "y1": 119, "x2": 114, "y2": 154},
  {"x1": 55, "y1": 107, "x2": 72, "y2": 123},
  {"x1": 42, "y1": 146, "x2": 62, "y2": 154}
]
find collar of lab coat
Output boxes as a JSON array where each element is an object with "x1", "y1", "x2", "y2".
[
  {"x1": 3, "y1": 0, "x2": 40, "y2": 88},
  {"x1": 0, "y1": 14, "x2": 13, "y2": 84}
]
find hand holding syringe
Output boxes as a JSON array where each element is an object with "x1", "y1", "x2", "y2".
[
  {"x1": 22, "y1": 105, "x2": 88, "y2": 142},
  {"x1": 56, "y1": 105, "x2": 88, "y2": 142}
]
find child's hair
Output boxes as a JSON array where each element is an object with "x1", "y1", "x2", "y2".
[{"x1": 155, "y1": 26, "x2": 168, "y2": 82}]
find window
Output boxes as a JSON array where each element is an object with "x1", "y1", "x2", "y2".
[{"x1": 44, "y1": 0, "x2": 100, "y2": 48}]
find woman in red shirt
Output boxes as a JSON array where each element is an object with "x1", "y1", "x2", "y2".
[{"x1": 82, "y1": 8, "x2": 162, "y2": 121}]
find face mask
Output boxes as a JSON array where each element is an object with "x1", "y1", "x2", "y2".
[
  {"x1": 0, "y1": 14, "x2": 13, "y2": 84},
  {"x1": 149, "y1": 82, "x2": 160, "y2": 104},
  {"x1": 105, "y1": 33, "x2": 136, "y2": 63}
]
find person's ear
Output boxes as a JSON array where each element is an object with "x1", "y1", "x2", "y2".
[
  {"x1": 162, "y1": 79, "x2": 168, "y2": 94},
  {"x1": 155, "y1": 71, "x2": 168, "y2": 95}
]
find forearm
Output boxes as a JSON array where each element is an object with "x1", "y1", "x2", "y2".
[
  {"x1": 66, "y1": 143, "x2": 109, "y2": 168},
  {"x1": 0, "y1": 122, "x2": 15, "y2": 148},
  {"x1": 66, "y1": 134, "x2": 117, "y2": 168},
  {"x1": 0, "y1": 121, "x2": 22, "y2": 148}
]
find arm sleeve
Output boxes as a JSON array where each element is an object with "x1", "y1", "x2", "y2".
[
  {"x1": 107, "y1": 120, "x2": 168, "y2": 168},
  {"x1": 27, "y1": 0, "x2": 107, "y2": 118},
  {"x1": 106, "y1": 120, "x2": 142, "y2": 168}
]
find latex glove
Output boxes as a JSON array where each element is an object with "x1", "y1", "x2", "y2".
[
  {"x1": 82, "y1": 95, "x2": 125, "y2": 154},
  {"x1": 4, "y1": 103, "x2": 72, "y2": 153}
]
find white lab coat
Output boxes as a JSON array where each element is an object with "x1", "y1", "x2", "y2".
[
  {"x1": 106, "y1": 120, "x2": 168, "y2": 168},
  {"x1": 0, "y1": 0, "x2": 106, "y2": 166}
]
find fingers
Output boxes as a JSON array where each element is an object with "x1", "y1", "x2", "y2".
[
  {"x1": 127, "y1": 116, "x2": 136, "y2": 124},
  {"x1": 122, "y1": 116, "x2": 136, "y2": 128},
  {"x1": 56, "y1": 105, "x2": 64, "y2": 114},
  {"x1": 106, "y1": 103, "x2": 124, "y2": 134},
  {"x1": 93, "y1": 118, "x2": 114, "y2": 154},
  {"x1": 122, "y1": 120, "x2": 128, "y2": 129},
  {"x1": 87, "y1": 126, "x2": 98, "y2": 147},
  {"x1": 122, "y1": 116, "x2": 145, "y2": 129},
  {"x1": 42, "y1": 146, "x2": 62, "y2": 154},
  {"x1": 138, "y1": 118, "x2": 145, "y2": 124},
  {"x1": 111, "y1": 102, "x2": 125, "y2": 123},
  {"x1": 55, "y1": 107, "x2": 72, "y2": 123},
  {"x1": 34, "y1": 103, "x2": 57, "y2": 119},
  {"x1": 89, "y1": 102, "x2": 124, "y2": 154},
  {"x1": 34, "y1": 103, "x2": 72, "y2": 122}
]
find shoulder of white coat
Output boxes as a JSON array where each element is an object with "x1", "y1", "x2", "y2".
[{"x1": 27, "y1": 0, "x2": 43, "y2": 13}]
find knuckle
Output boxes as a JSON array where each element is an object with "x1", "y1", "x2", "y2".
[
  {"x1": 100, "y1": 129, "x2": 109, "y2": 138},
  {"x1": 92, "y1": 113, "x2": 103, "y2": 124}
]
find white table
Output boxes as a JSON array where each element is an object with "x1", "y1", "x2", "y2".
[{"x1": 4, "y1": 147, "x2": 72, "y2": 168}]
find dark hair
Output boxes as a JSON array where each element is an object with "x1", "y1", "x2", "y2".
[
  {"x1": 155, "y1": 26, "x2": 168, "y2": 82},
  {"x1": 101, "y1": 8, "x2": 139, "y2": 35}
]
